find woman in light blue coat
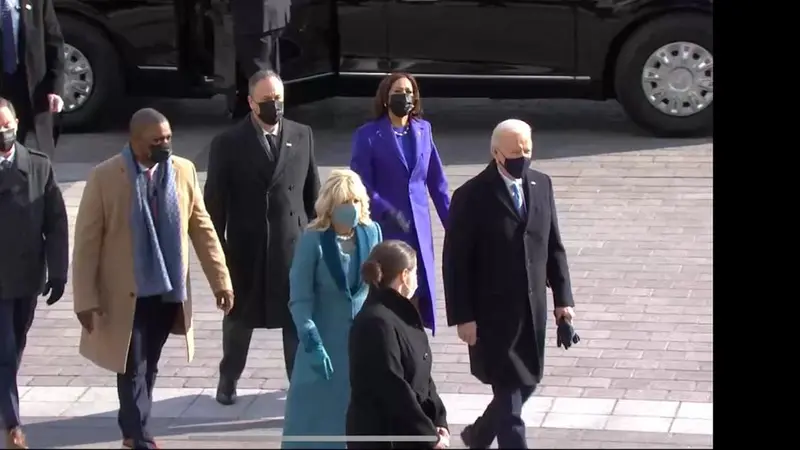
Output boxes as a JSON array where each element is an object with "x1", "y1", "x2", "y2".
[{"x1": 282, "y1": 169, "x2": 383, "y2": 449}]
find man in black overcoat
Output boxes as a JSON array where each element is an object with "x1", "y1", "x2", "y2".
[
  {"x1": 204, "y1": 69, "x2": 320, "y2": 405},
  {"x1": 442, "y1": 119, "x2": 576, "y2": 449},
  {"x1": 0, "y1": 0, "x2": 65, "y2": 157},
  {"x1": 229, "y1": 0, "x2": 292, "y2": 117},
  {"x1": 0, "y1": 97, "x2": 68, "y2": 448}
]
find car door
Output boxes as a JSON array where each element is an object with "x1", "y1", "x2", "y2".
[
  {"x1": 184, "y1": 0, "x2": 338, "y2": 102},
  {"x1": 337, "y1": 0, "x2": 392, "y2": 73},
  {"x1": 386, "y1": 0, "x2": 576, "y2": 77}
]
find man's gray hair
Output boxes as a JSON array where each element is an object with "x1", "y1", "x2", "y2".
[
  {"x1": 490, "y1": 119, "x2": 532, "y2": 154},
  {"x1": 248, "y1": 69, "x2": 283, "y2": 97}
]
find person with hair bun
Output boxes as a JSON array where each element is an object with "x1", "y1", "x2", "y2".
[
  {"x1": 281, "y1": 169, "x2": 383, "y2": 448},
  {"x1": 347, "y1": 241, "x2": 449, "y2": 449}
]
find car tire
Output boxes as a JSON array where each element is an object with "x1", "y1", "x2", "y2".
[
  {"x1": 614, "y1": 13, "x2": 713, "y2": 137},
  {"x1": 58, "y1": 15, "x2": 124, "y2": 131}
]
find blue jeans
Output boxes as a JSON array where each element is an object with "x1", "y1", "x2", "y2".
[{"x1": 0, "y1": 297, "x2": 37, "y2": 430}]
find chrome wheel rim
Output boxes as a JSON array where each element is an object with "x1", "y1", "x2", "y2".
[
  {"x1": 641, "y1": 41, "x2": 713, "y2": 117},
  {"x1": 62, "y1": 43, "x2": 94, "y2": 112}
]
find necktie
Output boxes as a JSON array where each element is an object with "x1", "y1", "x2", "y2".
[
  {"x1": 145, "y1": 169, "x2": 158, "y2": 220},
  {"x1": 265, "y1": 133, "x2": 279, "y2": 159},
  {"x1": 510, "y1": 183, "x2": 523, "y2": 214},
  {"x1": 2, "y1": 0, "x2": 17, "y2": 74},
  {"x1": 0, "y1": 158, "x2": 10, "y2": 170}
]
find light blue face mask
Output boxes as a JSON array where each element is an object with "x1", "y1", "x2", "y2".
[{"x1": 332, "y1": 203, "x2": 359, "y2": 228}]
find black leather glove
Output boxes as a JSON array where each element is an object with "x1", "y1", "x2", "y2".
[
  {"x1": 42, "y1": 279, "x2": 66, "y2": 305},
  {"x1": 556, "y1": 316, "x2": 580, "y2": 350},
  {"x1": 386, "y1": 209, "x2": 411, "y2": 233}
]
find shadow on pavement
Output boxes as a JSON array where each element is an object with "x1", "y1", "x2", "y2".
[
  {"x1": 186, "y1": 97, "x2": 712, "y2": 171},
  {"x1": 22, "y1": 391, "x2": 286, "y2": 448},
  {"x1": 51, "y1": 96, "x2": 711, "y2": 182}
]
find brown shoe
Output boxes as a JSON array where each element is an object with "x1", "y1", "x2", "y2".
[{"x1": 6, "y1": 428, "x2": 28, "y2": 449}]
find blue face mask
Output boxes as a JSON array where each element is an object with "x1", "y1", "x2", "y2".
[{"x1": 332, "y1": 203, "x2": 359, "y2": 228}]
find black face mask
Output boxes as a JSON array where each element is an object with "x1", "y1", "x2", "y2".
[
  {"x1": 149, "y1": 143, "x2": 172, "y2": 164},
  {"x1": 501, "y1": 155, "x2": 529, "y2": 179},
  {"x1": 388, "y1": 93, "x2": 414, "y2": 118},
  {"x1": 1, "y1": 129, "x2": 16, "y2": 152},
  {"x1": 257, "y1": 100, "x2": 283, "y2": 126}
]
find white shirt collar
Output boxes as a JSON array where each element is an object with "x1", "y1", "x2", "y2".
[
  {"x1": 497, "y1": 165, "x2": 522, "y2": 189},
  {"x1": 139, "y1": 162, "x2": 158, "y2": 173},
  {"x1": 264, "y1": 121, "x2": 279, "y2": 137},
  {"x1": 0, "y1": 145, "x2": 15, "y2": 164}
]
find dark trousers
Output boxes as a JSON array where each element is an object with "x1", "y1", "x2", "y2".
[
  {"x1": 219, "y1": 315, "x2": 297, "y2": 381},
  {"x1": 117, "y1": 296, "x2": 179, "y2": 449},
  {"x1": 0, "y1": 297, "x2": 37, "y2": 430},
  {"x1": 1, "y1": 71, "x2": 61, "y2": 149},
  {"x1": 231, "y1": 31, "x2": 282, "y2": 117},
  {"x1": 470, "y1": 384, "x2": 536, "y2": 449}
]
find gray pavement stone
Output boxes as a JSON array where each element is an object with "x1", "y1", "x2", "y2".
[
  {"x1": 16, "y1": 386, "x2": 713, "y2": 436},
  {"x1": 17, "y1": 98, "x2": 712, "y2": 445},
  {"x1": 21, "y1": 417, "x2": 712, "y2": 449}
]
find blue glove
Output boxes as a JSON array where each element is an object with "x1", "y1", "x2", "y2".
[
  {"x1": 304, "y1": 329, "x2": 334, "y2": 380},
  {"x1": 310, "y1": 345, "x2": 334, "y2": 380}
]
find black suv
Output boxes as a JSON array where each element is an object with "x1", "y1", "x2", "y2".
[{"x1": 55, "y1": 0, "x2": 713, "y2": 136}]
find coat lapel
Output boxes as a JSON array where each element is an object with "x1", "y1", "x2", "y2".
[
  {"x1": 21, "y1": 1, "x2": 32, "y2": 72},
  {"x1": 242, "y1": 118, "x2": 274, "y2": 179},
  {"x1": 408, "y1": 119, "x2": 427, "y2": 179},
  {"x1": 320, "y1": 225, "x2": 371, "y2": 298},
  {"x1": 377, "y1": 116, "x2": 409, "y2": 171},
  {"x1": 352, "y1": 225, "x2": 369, "y2": 293},
  {"x1": 488, "y1": 162, "x2": 523, "y2": 222},
  {"x1": 522, "y1": 166, "x2": 540, "y2": 217},
  {"x1": 270, "y1": 119, "x2": 296, "y2": 187},
  {"x1": 320, "y1": 229, "x2": 348, "y2": 294}
]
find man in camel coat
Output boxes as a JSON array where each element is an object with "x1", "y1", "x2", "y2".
[{"x1": 71, "y1": 108, "x2": 233, "y2": 449}]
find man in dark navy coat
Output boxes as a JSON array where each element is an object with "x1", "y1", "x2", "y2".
[
  {"x1": 443, "y1": 119, "x2": 576, "y2": 449},
  {"x1": 0, "y1": 0, "x2": 65, "y2": 157},
  {"x1": 0, "y1": 97, "x2": 67, "y2": 448}
]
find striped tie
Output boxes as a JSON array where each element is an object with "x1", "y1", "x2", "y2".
[{"x1": 510, "y1": 183, "x2": 523, "y2": 213}]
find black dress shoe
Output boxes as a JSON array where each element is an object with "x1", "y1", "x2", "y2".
[
  {"x1": 460, "y1": 424, "x2": 475, "y2": 449},
  {"x1": 216, "y1": 377, "x2": 237, "y2": 405}
]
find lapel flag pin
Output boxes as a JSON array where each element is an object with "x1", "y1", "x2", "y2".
[{"x1": 286, "y1": 142, "x2": 292, "y2": 147}]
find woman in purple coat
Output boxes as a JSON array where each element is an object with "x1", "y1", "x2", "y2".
[{"x1": 350, "y1": 72, "x2": 450, "y2": 333}]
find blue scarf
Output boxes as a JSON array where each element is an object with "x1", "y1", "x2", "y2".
[{"x1": 123, "y1": 146, "x2": 185, "y2": 303}]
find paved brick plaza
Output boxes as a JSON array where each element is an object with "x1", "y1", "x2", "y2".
[{"x1": 18, "y1": 98, "x2": 713, "y2": 448}]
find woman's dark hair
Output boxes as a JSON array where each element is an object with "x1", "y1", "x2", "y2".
[
  {"x1": 372, "y1": 72, "x2": 423, "y2": 119},
  {"x1": 361, "y1": 240, "x2": 417, "y2": 288}
]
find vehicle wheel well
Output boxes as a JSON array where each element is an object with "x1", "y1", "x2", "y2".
[
  {"x1": 601, "y1": 8, "x2": 711, "y2": 98},
  {"x1": 57, "y1": 13, "x2": 128, "y2": 86}
]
